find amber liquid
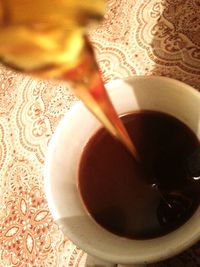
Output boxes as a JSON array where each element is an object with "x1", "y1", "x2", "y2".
[
  {"x1": 62, "y1": 40, "x2": 139, "y2": 160},
  {"x1": 78, "y1": 111, "x2": 200, "y2": 239}
]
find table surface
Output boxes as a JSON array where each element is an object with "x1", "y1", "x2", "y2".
[{"x1": 0, "y1": 0, "x2": 200, "y2": 266}]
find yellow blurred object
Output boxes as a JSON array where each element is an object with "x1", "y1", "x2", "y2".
[
  {"x1": 0, "y1": 0, "x2": 106, "y2": 77},
  {"x1": 0, "y1": 0, "x2": 139, "y2": 159}
]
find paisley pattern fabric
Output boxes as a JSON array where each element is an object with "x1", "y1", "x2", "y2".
[{"x1": 0, "y1": 0, "x2": 200, "y2": 266}]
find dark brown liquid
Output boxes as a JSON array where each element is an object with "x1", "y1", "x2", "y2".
[{"x1": 78, "y1": 111, "x2": 200, "y2": 239}]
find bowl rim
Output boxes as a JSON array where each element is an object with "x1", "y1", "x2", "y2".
[{"x1": 44, "y1": 76, "x2": 200, "y2": 264}]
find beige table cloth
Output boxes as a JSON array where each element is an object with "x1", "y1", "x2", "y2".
[{"x1": 0, "y1": 0, "x2": 200, "y2": 266}]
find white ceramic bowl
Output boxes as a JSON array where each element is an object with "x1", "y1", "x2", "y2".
[{"x1": 44, "y1": 76, "x2": 200, "y2": 265}]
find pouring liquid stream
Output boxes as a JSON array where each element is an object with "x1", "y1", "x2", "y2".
[{"x1": 62, "y1": 40, "x2": 140, "y2": 161}]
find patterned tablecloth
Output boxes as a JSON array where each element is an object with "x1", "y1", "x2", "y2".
[{"x1": 0, "y1": 0, "x2": 200, "y2": 266}]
